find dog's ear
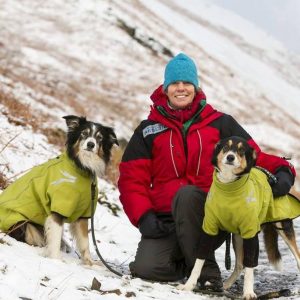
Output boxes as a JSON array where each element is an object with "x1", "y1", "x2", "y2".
[
  {"x1": 110, "y1": 132, "x2": 119, "y2": 146},
  {"x1": 105, "y1": 127, "x2": 119, "y2": 146},
  {"x1": 211, "y1": 140, "x2": 222, "y2": 167},
  {"x1": 100, "y1": 126, "x2": 119, "y2": 164},
  {"x1": 63, "y1": 115, "x2": 86, "y2": 130},
  {"x1": 252, "y1": 148, "x2": 257, "y2": 165},
  {"x1": 244, "y1": 145, "x2": 257, "y2": 173}
]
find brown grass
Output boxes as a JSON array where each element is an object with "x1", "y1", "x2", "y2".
[
  {"x1": 0, "y1": 90, "x2": 67, "y2": 150},
  {"x1": 40, "y1": 127, "x2": 66, "y2": 150},
  {"x1": 0, "y1": 172, "x2": 9, "y2": 190},
  {"x1": 0, "y1": 90, "x2": 127, "y2": 186},
  {"x1": 0, "y1": 92, "x2": 41, "y2": 130}
]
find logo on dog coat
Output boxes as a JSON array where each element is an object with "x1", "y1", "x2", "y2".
[
  {"x1": 245, "y1": 189, "x2": 256, "y2": 204},
  {"x1": 51, "y1": 170, "x2": 77, "y2": 185}
]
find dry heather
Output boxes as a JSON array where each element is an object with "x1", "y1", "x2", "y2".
[
  {"x1": 40, "y1": 127, "x2": 66, "y2": 150},
  {"x1": 0, "y1": 91, "x2": 66, "y2": 148},
  {"x1": 0, "y1": 92, "x2": 41, "y2": 130},
  {"x1": 0, "y1": 88, "x2": 126, "y2": 186},
  {"x1": 0, "y1": 172, "x2": 9, "y2": 190}
]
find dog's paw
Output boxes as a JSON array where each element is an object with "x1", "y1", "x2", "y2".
[
  {"x1": 176, "y1": 283, "x2": 194, "y2": 291},
  {"x1": 176, "y1": 284, "x2": 185, "y2": 290},
  {"x1": 223, "y1": 280, "x2": 231, "y2": 290},
  {"x1": 82, "y1": 257, "x2": 103, "y2": 266},
  {"x1": 90, "y1": 260, "x2": 103, "y2": 267},
  {"x1": 43, "y1": 248, "x2": 62, "y2": 260},
  {"x1": 243, "y1": 291, "x2": 257, "y2": 300}
]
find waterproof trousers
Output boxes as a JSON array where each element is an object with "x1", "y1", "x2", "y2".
[{"x1": 129, "y1": 185, "x2": 228, "y2": 282}]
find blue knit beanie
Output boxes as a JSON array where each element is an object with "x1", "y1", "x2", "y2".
[{"x1": 163, "y1": 53, "x2": 199, "y2": 90}]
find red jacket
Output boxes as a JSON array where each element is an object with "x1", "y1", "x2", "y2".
[{"x1": 118, "y1": 85, "x2": 295, "y2": 226}]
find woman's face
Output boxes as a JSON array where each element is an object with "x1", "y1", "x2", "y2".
[{"x1": 166, "y1": 81, "x2": 196, "y2": 109}]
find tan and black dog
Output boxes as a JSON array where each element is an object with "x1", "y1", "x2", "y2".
[{"x1": 178, "y1": 136, "x2": 300, "y2": 299}]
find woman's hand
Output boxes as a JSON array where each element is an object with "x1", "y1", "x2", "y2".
[{"x1": 270, "y1": 168, "x2": 294, "y2": 198}]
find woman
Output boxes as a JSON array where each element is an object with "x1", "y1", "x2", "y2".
[{"x1": 118, "y1": 53, "x2": 295, "y2": 291}]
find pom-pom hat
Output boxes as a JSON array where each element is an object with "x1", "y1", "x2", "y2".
[{"x1": 163, "y1": 53, "x2": 199, "y2": 90}]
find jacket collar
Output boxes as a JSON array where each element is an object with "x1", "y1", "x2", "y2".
[{"x1": 148, "y1": 84, "x2": 220, "y2": 128}]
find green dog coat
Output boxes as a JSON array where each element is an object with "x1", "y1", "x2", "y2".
[
  {"x1": 0, "y1": 152, "x2": 98, "y2": 232},
  {"x1": 203, "y1": 168, "x2": 300, "y2": 239}
]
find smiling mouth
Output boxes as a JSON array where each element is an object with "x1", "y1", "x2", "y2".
[{"x1": 175, "y1": 95, "x2": 188, "y2": 98}]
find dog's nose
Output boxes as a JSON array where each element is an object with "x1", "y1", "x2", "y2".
[
  {"x1": 87, "y1": 141, "x2": 95, "y2": 149},
  {"x1": 226, "y1": 154, "x2": 235, "y2": 162}
]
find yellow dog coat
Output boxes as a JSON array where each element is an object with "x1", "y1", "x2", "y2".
[{"x1": 203, "y1": 168, "x2": 300, "y2": 239}]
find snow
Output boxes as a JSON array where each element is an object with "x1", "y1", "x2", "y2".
[
  {"x1": 0, "y1": 113, "x2": 59, "y2": 178},
  {"x1": 0, "y1": 0, "x2": 300, "y2": 299},
  {"x1": 173, "y1": 0, "x2": 286, "y2": 51},
  {"x1": 140, "y1": 0, "x2": 300, "y2": 120}
]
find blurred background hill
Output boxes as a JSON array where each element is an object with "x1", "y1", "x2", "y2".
[{"x1": 1, "y1": 0, "x2": 299, "y2": 192}]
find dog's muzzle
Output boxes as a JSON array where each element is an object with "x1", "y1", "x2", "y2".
[
  {"x1": 225, "y1": 154, "x2": 235, "y2": 165},
  {"x1": 86, "y1": 141, "x2": 95, "y2": 151}
]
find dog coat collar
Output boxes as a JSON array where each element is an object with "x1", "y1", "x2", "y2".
[{"x1": 213, "y1": 171, "x2": 250, "y2": 192}]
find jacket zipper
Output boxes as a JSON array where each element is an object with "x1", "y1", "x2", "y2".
[
  {"x1": 170, "y1": 130, "x2": 179, "y2": 177},
  {"x1": 170, "y1": 128, "x2": 202, "y2": 177},
  {"x1": 196, "y1": 129, "x2": 202, "y2": 176}
]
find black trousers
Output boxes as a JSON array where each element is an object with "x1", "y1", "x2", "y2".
[{"x1": 129, "y1": 185, "x2": 228, "y2": 282}]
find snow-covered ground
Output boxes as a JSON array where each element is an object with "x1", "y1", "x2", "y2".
[
  {"x1": 0, "y1": 112, "x2": 299, "y2": 299},
  {"x1": 0, "y1": 0, "x2": 299, "y2": 299}
]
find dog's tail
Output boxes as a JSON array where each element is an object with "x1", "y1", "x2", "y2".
[{"x1": 262, "y1": 223, "x2": 282, "y2": 270}]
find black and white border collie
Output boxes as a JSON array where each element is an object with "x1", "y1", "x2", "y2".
[
  {"x1": 64, "y1": 115, "x2": 117, "y2": 178},
  {"x1": 178, "y1": 136, "x2": 300, "y2": 299},
  {"x1": 3, "y1": 115, "x2": 118, "y2": 265}
]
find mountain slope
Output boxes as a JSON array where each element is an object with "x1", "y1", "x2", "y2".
[{"x1": 1, "y1": 0, "x2": 299, "y2": 187}]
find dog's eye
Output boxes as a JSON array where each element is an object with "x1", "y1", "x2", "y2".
[
  {"x1": 222, "y1": 145, "x2": 230, "y2": 152},
  {"x1": 96, "y1": 135, "x2": 103, "y2": 142},
  {"x1": 81, "y1": 131, "x2": 89, "y2": 138}
]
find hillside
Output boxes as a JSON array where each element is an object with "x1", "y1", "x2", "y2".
[
  {"x1": 1, "y1": 0, "x2": 299, "y2": 188},
  {"x1": 0, "y1": 0, "x2": 299, "y2": 299}
]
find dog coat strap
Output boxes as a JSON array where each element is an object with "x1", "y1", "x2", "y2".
[
  {"x1": 254, "y1": 166, "x2": 278, "y2": 185},
  {"x1": 91, "y1": 182, "x2": 97, "y2": 204},
  {"x1": 90, "y1": 175, "x2": 97, "y2": 217}
]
